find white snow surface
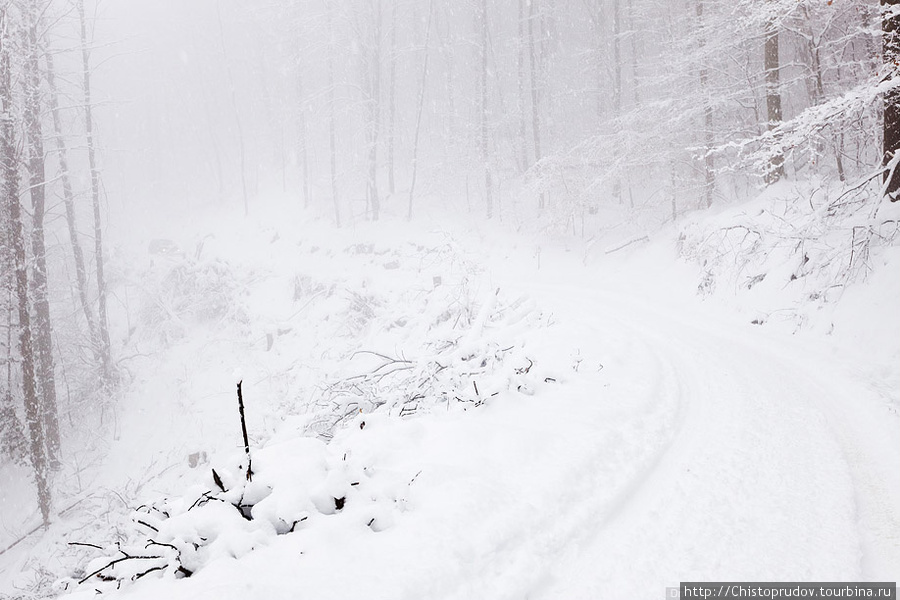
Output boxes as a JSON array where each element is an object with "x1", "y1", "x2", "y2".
[{"x1": 2, "y1": 196, "x2": 899, "y2": 599}]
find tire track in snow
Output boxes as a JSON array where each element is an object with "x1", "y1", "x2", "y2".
[
  {"x1": 488, "y1": 282, "x2": 866, "y2": 599},
  {"x1": 426, "y1": 299, "x2": 689, "y2": 600}
]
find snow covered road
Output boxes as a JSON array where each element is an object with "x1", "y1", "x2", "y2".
[
  {"x1": 62, "y1": 230, "x2": 899, "y2": 600},
  {"x1": 491, "y1": 246, "x2": 900, "y2": 598}
]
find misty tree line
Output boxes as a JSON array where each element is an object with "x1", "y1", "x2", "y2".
[
  {"x1": 2, "y1": 0, "x2": 900, "y2": 528},
  {"x1": 1, "y1": 0, "x2": 113, "y2": 525},
  {"x1": 219, "y1": 0, "x2": 900, "y2": 226}
]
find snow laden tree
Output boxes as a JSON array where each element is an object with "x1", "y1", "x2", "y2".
[
  {"x1": 763, "y1": 3, "x2": 785, "y2": 182},
  {"x1": 1, "y1": 0, "x2": 120, "y2": 527},
  {"x1": 77, "y1": 0, "x2": 115, "y2": 383},
  {"x1": 0, "y1": 2, "x2": 51, "y2": 525},
  {"x1": 22, "y1": 0, "x2": 61, "y2": 466},
  {"x1": 884, "y1": 0, "x2": 900, "y2": 200},
  {"x1": 480, "y1": 0, "x2": 494, "y2": 219},
  {"x1": 158, "y1": 0, "x2": 900, "y2": 222}
]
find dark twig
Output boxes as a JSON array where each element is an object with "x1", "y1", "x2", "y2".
[
  {"x1": 78, "y1": 552, "x2": 161, "y2": 584},
  {"x1": 237, "y1": 381, "x2": 252, "y2": 481},
  {"x1": 68, "y1": 542, "x2": 104, "y2": 550},
  {"x1": 212, "y1": 468, "x2": 225, "y2": 492},
  {"x1": 132, "y1": 565, "x2": 166, "y2": 580},
  {"x1": 145, "y1": 540, "x2": 179, "y2": 554},
  {"x1": 135, "y1": 520, "x2": 158, "y2": 533}
]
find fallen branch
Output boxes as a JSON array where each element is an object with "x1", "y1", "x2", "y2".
[
  {"x1": 78, "y1": 551, "x2": 163, "y2": 584},
  {"x1": 605, "y1": 235, "x2": 650, "y2": 254},
  {"x1": 0, "y1": 492, "x2": 92, "y2": 556}
]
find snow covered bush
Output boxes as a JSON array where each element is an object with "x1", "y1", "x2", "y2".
[
  {"x1": 70, "y1": 424, "x2": 423, "y2": 591},
  {"x1": 304, "y1": 282, "x2": 560, "y2": 439},
  {"x1": 138, "y1": 256, "x2": 247, "y2": 343},
  {"x1": 678, "y1": 181, "x2": 900, "y2": 328}
]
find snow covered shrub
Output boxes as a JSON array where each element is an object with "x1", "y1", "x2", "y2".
[
  {"x1": 139, "y1": 256, "x2": 247, "y2": 343},
  {"x1": 74, "y1": 433, "x2": 416, "y2": 591},
  {"x1": 306, "y1": 285, "x2": 557, "y2": 439},
  {"x1": 0, "y1": 392, "x2": 27, "y2": 465},
  {"x1": 678, "y1": 181, "x2": 900, "y2": 327}
]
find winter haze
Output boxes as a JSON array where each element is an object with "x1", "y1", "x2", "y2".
[{"x1": 1, "y1": 0, "x2": 899, "y2": 599}]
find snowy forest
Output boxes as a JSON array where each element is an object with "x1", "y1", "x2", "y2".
[{"x1": 1, "y1": 0, "x2": 899, "y2": 598}]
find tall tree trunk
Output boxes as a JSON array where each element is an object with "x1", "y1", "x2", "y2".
[
  {"x1": 1, "y1": 8, "x2": 51, "y2": 524},
  {"x1": 77, "y1": 0, "x2": 113, "y2": 384},
  {"x1": 696, "y1": 0, "x2": 714, "y2": 208},
  {"x1": 298, "y1": 67, "x2": 311, "y2": 209},
  {"x1": 587, "y1": 2, "x2": 602, "y2": 126},
  {"x1": 23, "y1": 1, "x2": 60, "y2": 467},
  {"x1": 407, "y1": 0, "x2": 434, "y2": 220},
  {"x1": 366, "y1": 0, "x2": 382, "y2": 221},
  {"x1": 883, "y1": 0, "x2": 900, "y2": 200},
  {"x1": 528, "y1": 0, "x2": 543, "y2": 209},
  {"x1": 517, "y1": 0, "x2": 529, "y2": 173},
  {"x1": 45, "y1": 48, "x2": 102, "y2": 359},
  {"x1": 799, "y1": 5, "x2": 833, "y2": 180},
  {"x1": 327, "y1": 6, "x2": 341, "y2": 227},
  {"x1": 764, "y1": 15, "x2": 785, "y2": 182},
  {"x1": 628, "y1": 0, "x2": 639, "y2": 107},
  {"x1": 612, "y1": 0, "x2": 623, "y2": 203},
  {"x1": 388, "y1": 2, "x2": 397, "y2": 195},
  {"x1": 214, "y1": 2, "x2": 249, "y2": 215},
  {"x1": 480, "y1": 0, "x2": 493, "y2": 219}
]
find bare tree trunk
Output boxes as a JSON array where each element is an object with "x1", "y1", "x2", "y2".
[
  {"x1": 798, "y1": 4, "x2": 832, "y2": 180},
  {"x1": 480, "y1": 0, "x2": 493, "y2": 219},
  {"x1": 764, "y1": 15, "x2": 785, "y2": 182},
  {"x1": 696, "y1": 0, "x2": 714, "y2": 208},
  {"x1": 586, "y1": 2, "x2": 602, "y2": 125},
  {"x1": 77, "y1": 0, "x2": 113, "y2": 385},
  {"x1": 883, "y1": 0, "x2": 900, "y2": 200},
  {"x1": 1, "y1": 8, "x2": 51, "y2": 524},
  {"x1": 388, "y1": 2, "x2": 397, "y2": 195},
  {"x1": 363, "y1": 0, "x2": 382, "y2": 221},
  {"x1": 407, "y1": 0, "x2": 434, "y2": 220},
  {"x1": 298, "y1": 67, "x2": 311, "y2": 209},
  {"x1": 628, "y1": 0, "x2": 639, "y2": 107},
  {"x1": 45, "y1": 48, "x2": 101, "y2": 358},
  {"x1": 517, "y1": 0, "x2": 528, "y2": 173},
  {"x1": 612, "y1": 0, "x2": 623, "y2": 203},
  {"x1": 528, "y1": 0, "x2": 544, "y2": 209},
  {"x1": 22, "y1": 1, "x2": 60, "y2": 467},
  {"x1": 214, "y1": 2, "x2": 249, "y2": 215},
  {"x1": 327, "y1": 7, "x2": 341, "y2": 227}
]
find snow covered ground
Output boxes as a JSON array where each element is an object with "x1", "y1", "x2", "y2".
[{"x1": 1, "y1": 191, "x2": 898, "y2": 599}]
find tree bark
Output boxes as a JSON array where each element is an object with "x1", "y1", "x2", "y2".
[
  {"x1": 22, "y1": 1, "x2": 60, "y2": 466},
  {"x1": 78, "y1": 0, "x2": 114, "y2": 384},
  {"x1": 517, "y1": 0, "x2": 529, "y2": 174},
  {"x1": 298, "y1": 67, "x2": 311, "y2": 209},
  {"x1": 481, "y1": 0, "x2": 493, "y2": 219},
  {"x1": 764, "y1": 15, "x2": 785, "y2": 182},
  {"x1": 327, "y1": 6, "x2": 341, "y2": 227},
  {"x1": 883, "y1": 0, "x2": 900, "y2": 200},
  {"x1": 696, "y1": 0, "x2": 714, "y2": 208},
  {"x1": 388, "y1": 2, "x2": 397, "y2": 195},
  {"x1": 528, "y1": 0, "x2": 544, "y2": 209},
  {"x1": 45, "y1": 48, "x2": 102, "y2": 359},
  {"x1": 612, "y1": 0, "x2": 623, "y2": 203},
  {"x1": 406, "y1": 0, "x2": 434, "y2": 220},
  {"x1": 1, "y1": 8, "x2": 51, "y2": 524},
  {"x1": 628, "y1": 0, "x2": 639, "y2": 108},
  {"x1": 364, "y1": 0, "x2": 382, "y2": 221},
  {"x1": 213, "y1": 2, "x2": 249, "y2": 215}
]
